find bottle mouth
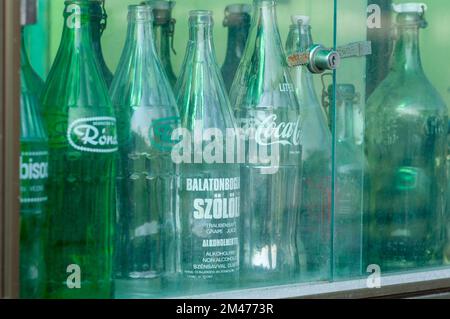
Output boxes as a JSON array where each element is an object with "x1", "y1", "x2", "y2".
[
  {"x1": 128, "y1": 5, "x2": 153, "y2": 22},
  {"x1": 253, "y1": 0, "x2": 276, "y2": 7},
  {"x1": 189, "y1": 10, "x2": 214, "y2": 25},
  {"x1": 143, "y1": 0, "x2": 176, "y2": 11}
]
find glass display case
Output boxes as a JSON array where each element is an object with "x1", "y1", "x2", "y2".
[{"x1": 1, "y1": 0, "x2": 450, "y2": 299}]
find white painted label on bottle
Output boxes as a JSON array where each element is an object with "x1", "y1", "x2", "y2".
[
  {"x1": 67, "y1": 117, "x2": 118, "y2": 153},
  {"x1": 183, "y1": 177, "x2": 240, "y2": 279}
]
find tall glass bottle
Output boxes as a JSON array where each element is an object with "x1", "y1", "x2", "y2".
[
  {"x1": 111, "y1": 5, "x2": 179, "y2": 297},
  {"x1": 91, "y1": 0, "x2": 113, "y2": 88},
  {"x1": 175, "y1": 10, "x2": 240, "y2": 292},
  {"x1": 286, "y1": 15, "x2": 332, "y2": 279},
  {"x1": 144, "y1": 0, "x2": 178, "y2": 89},
  {"x1": 221, "y1": 4, "x2": 251, "y2": 93},
  {"x1": 331, "y1": 84, "x2": 365, "y2": 279},
  {"x1": 230, "y1": 0, "x2": 302, "y2": 284},
  {"x1": 41, "y1": 0, "x2": 117, "y2": 298},
  {"x1": 20, "y1": 27, "x2": 48, "y2": 299},
  {"x1": 365, "y1": 3, "x2": 448, "y2": 272}
]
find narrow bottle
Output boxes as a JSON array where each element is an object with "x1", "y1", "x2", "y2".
[
  {"x1": 331, "y1": 84, "x2": 365, "y2": 279},
  {"x1": 41, "y1": 0, "x2": 117, "y2": 298},
  {"x1": 286, "y1": 15, "x2": 332, "y2": 279},
  {"x1": 174, "y1": 10, "x2": 240, "y2": 292},
  {"x1": 230, "y1": 0, "x2": 302, "y2": 284},
  {"x1": 91, "y1": 0, "x2": 114, "y2": 88},
  {"x1": 144, "y1": 0, "x2": 178, "y2": 89},
  {"x1": 365, "y1": 3, "x2": 448, "y2": 272},
  {"x1": 221, "y1": 4, "x2": 251, "y2": 93},
  {"x1": 20, "y1": 26, "x2": 48, "y2": 299},
  {"x1": 111, "y1": 5, "x2": 179, "y2": 297}
]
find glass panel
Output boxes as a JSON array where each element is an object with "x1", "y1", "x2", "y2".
[
  {"x1": 18, "y1": 0, "x2": 338, "y2": 298},
  {"x1": 335, "y1": 0, "x2": 450, "y2": 282}
]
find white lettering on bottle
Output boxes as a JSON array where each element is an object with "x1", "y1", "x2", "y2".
[
  {"x1": 67, "y1": 117, "x2": 118, "y2": 153},
  {"x1": 255, "y1": 114, "x2": 302, "y2": 146},
  {"x1": 20, "y1": 155, "x2": 48, "y2": 180}
]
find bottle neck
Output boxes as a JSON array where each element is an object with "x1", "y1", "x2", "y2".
[
  {"x1": 224, "y1": 16, "x2": 250, "y2": 61},
  {"x1": 20, "y1": 28, "x2": 31, "y2": 69},
  {"x1": 60, "y1": 7, "x2": 95, "y2": 54},
  {"x1": 252, "y1": 1, "x2": 280, "y2": 42},
  {"x1": 188, "y1": 23, "x2": 216, "y2": 62},
  {"x1": 287, "y1": 25, "x2": 313, "y2": 53},
  {"x1": 154, "y1": 22, "x2": 174, "y2": 67},
  {"x1": 391, "y1": 24, "x2": 423, "y2": 74}
]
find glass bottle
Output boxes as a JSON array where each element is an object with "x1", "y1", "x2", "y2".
[
  {"x1": 331, "y1": 84, "x2": 365, "y2": 279},
  {"x1": 91, "y1": 0, "x2": 114, "y2": 88},
  {"x1": 365, "y1": 3, "x2": 448, "y2": 272},
  {"x1": 111, "y1": 5, "x2": 179, "y2": 297},
  {"x1": 221, "y1": 4, "x2": 251, "y2": 93},
  {"x1": 230, "y1": 0, "x2": 302, "y2": 284},
  {"x1": 286, "y1": 15, "x2": 332, "y2": 280},
  {"x1": 144, "y1": 0, "x2": 178, "y2": 89},
  {"x1": 41, "y1": 0, "x2": 117, "y2": 298},
  {"x1": 19, "y1": 27, "x2": 48, "y2": 299},
  {"x1": 175, "y1": 10, "x2": 240, "y2": 293}
]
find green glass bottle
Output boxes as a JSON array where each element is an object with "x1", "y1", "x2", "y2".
[
  {"x1": 331, "y1": 84, "x2": 365, "y2": 279},
  {"x1": 286, "y1": 15, "x2": 332, "y2": 280},
  {"x1": 365, "y1": 3, "x2": 448, "y2": 272},
  {"x1": 111, "y1": 5, "x2": 179, "y2": 297},
  {"x1": 175, "y1": 10, "x2": 240, "y2": 293},
  {"x1": 41, "y1": 0, "x2": 117, "y2": 298},
  {"x1": 221, "y1": 4, "x2": 251, "y2": 93},
  {"x1": 90, "y1": 0, "x2": 113, "y2": 88},
  {"x1": 144, "y1": 0, "x2": 177, "y2": 89},
  {"x1": 230, "y1": 0, "x2": 302, "y2": 285},
  {"x1": 20, "y1": 27, "x2": 48, "y2": 299}
]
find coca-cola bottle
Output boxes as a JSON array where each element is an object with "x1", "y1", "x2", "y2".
[
  {"x1": 174, "y1": 10, "x2": 240, "y2": 293},
  {"x1": 41, "y1": 0, "x2": 117, "y2": 298},
  {"x1": 230, "y1": 0, "x2": 302, "y2": 284}
]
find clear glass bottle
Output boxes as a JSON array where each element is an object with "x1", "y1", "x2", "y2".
[
  {"x1": 90, "y1": 0, "x2": 114, "y2": 88},
  {"x1": 19, "y1": 27, "x2": 48, "y2": 299},
  {"x1": 175, "y1": 10, "x2": 240, "y2": 293},
  {"x1": 111, "y1": 5, "x2": 179, "y2": 297},
  {"x1": 41, "y1": 0, "x2": 117, "y2": 298},
  {"x1": 286, "y1": 15, "x2": 332, "y2": 280},
  {"x1": 331, "y1": 84, "x2": 365, "y2": 279},
  {"x1": 230, "y1": 0, "x2": 302, "y2": 284},
  {"x1": 221, "y1": 4, "x2": 251, "y2": 93},
  {"x1": 365, "y1": 3, "x2": 448, "y2": 272},
  {"x1": 144, "y1": 0, "x2": 178, "y2": 89}
]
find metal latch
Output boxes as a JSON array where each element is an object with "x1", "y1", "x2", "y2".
[
  {"x1": 337, "y1": 41, "x2": 372, "y2": 59},
  {"x1": 287, "y1": 45, "x2": 340, "y2": 74},
  {"x1": 287, "y1": 41, "x2": 372, "y2": 74}
]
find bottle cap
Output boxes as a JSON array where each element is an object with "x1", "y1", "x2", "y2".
[
  {"x1": 291, "y1": 15, "x2": 310, "y2": 26},
  {"x1": 392, "y1": 2, "x2": 427, "y2": 13}
]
